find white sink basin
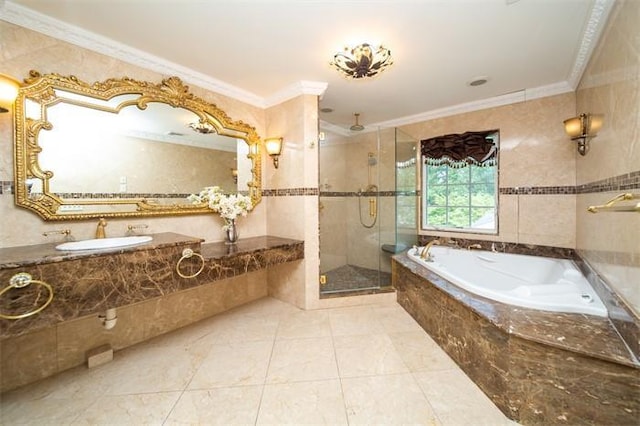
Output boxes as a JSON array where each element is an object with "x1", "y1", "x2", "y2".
[{"x1": 56, "y1": 236, "x2": 153, "y2": 251}]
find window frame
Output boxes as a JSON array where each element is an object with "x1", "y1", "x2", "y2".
[{"x1": 420, "y1": 133, "x2": 499, "y2": 235}]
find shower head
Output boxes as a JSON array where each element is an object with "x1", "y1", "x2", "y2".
[{"x1": 350, "y1": 113, "x2": 364, "y2": 131}]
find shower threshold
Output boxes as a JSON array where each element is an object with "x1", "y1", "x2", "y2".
[{"x1": 320, "y1": 264, "x2": 392, "y2": 295}]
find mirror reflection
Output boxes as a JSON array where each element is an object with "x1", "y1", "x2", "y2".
[{"x1": 14, "y1": 72, "x2": 261, "y2": 220}]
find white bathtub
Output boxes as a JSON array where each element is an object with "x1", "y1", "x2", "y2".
[{"x1": 407, "y1": 246, "x2": 607, "y2": 317}]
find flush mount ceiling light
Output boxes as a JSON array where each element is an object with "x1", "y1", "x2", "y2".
[
  {"x1": 189, "y1": 119, "x2": 215, "y2": 134},
  {"x1": 563, "y1": 113, "x2": 604, "y2": 156},
  {"x1": 330, "y1": 43, "x2": 393, "y2": 79}
]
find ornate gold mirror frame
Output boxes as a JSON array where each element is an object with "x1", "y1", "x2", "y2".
[{"x1": 14, "y1": 71, "x2": 262, "y2": 221}]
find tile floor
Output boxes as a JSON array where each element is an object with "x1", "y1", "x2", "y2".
[{"x1": 0, "y1": 297, "x2": 517, "y2": 425}]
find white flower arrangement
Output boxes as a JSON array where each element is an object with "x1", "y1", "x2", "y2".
[{"x1": 188, "y1": 186, "x2": 253, "y2": 227}]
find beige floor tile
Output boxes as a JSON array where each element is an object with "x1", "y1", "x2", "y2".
[
  {"x1": 413, "y1": 369, "x2": 511, "y2": 424},
  {"x1": 373, "y1": 305, "x2": 426, "y2": 333},
  {"x1": 72, "y1": 392, "x2": 180, "y2": 425},
  {"x1": 165, "y1": 386, "x2": 263, "y2": 425},
  {"x1": 333, "y1": 333, "x2": 409, "y2": 377},
  {"x1": 98, "y1": 344, "x2": 207, "y2": 395},
  {"x1": 388, "y1": 331, "x2": 459, "y2": 372},
  {"x1": 328, "y1": 306, "x2": 385, "y2": 336},
  {"x1": 205, "y1": 312, "x2": 280, "y2": 344},
  {"x1": 266, "y1": 337, "x2": 339, "y2": 384},
  {"x1": 257, "y1": 379, "x2": 348, "y2": 425},
  {"x1": 276, "y1": 309, "x2": 331, "y2": 340},
  {"x1": 341, "y1": 373, "x2": 439, "y2": 425},
  {"x1": 225, "y1": 296, "x2": 300, "y2": 318},
  {"x1": 1, "y1": 298, "x2": 521, "y2": 425},
  {"x1": 188, "y1": 340, "x2": 273, "y2": 389},
  {"x1": 0, "y1": 396, "x2": 96, "y2": 425}
]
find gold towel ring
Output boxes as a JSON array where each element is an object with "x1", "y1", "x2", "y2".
[
  {"x1": 176, "y1": 248, "x2": 205, "y2": 279},
  {"x1": 0, "y1": 273, "x2": 54, "y2": 320}
]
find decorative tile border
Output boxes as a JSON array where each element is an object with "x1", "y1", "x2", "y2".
[
  {"x1": 3, "y1": 170, "x2": 637, "y2": 199},
  {"x1": 0, "y1": 181, "x2": 13, "y2": 195},
  {"x1": 262, "y1": 188, "x2": 319, "y2": 196},
  {"x1": 499, "y1": 186, "x2": 576, "y2": 195},
  {"x1": 577, "y1": 170, "x2": 640, "y2": 193}
]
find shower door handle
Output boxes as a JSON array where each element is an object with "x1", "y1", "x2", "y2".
[{"x1": 369, "y1": 198, "x2": 376, "y2": 217}]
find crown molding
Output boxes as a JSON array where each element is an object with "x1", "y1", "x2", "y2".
[
  {"x1": 0, "y1": 1, "x2": 269, "y2": 107},
  {"x1": 373, "y1": 81, "x2": 574, "y2": 129},
  {"x1": 265, "y1": 81, "x2": 328, "y2": 108},
  {"x1": 566, "y1": 0, "x2": 616, "y2": 89}
]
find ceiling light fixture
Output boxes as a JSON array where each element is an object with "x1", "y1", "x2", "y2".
[
  {"x1": 331, "y1": 43, "x2": 393, "y2": 79},
  {"x1": 350, "y1": 113, "x2": 364, "y2": 131},
  {"x1": 189, "y1": 119, "x2": 215, "y2": 134}
]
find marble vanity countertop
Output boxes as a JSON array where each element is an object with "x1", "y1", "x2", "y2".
[
  {"x1": 0, "y1": 232, "x2": 203, "y2": 270},
  {"x1": 393, "y1": 253, "x2": 639, "y2": 369},
  {"x1": 200, "y1": 236, "x2": 304, "y2": 259}
]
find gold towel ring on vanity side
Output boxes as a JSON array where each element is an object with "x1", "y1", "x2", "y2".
[
  {"x1": 176, "y1": 248, "x2": 205, "y2": 279},
  {"x1": 0, "y1": 273, "x2": 54, "y2": 320}
]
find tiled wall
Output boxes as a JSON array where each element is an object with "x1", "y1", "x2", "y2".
[
  {"x1": 0, "y1": 21, "x2": 267, "y2": 247},
  {"x1": 400, "y1": 92, "x2": 578, "y2": 248},
  {"x1": 574, "y1": 0, "x2": 640, "y2": 315}
]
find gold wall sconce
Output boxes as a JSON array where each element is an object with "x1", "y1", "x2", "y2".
[
  {"x1": 563, "y1": 113, "x2": 603, "y2": 156},
  {"x1": 0, "y1": 74, "x2": 21, "y2": 113},
  {"x1": 265, "y1": 137, "x2": 283, "y2": 169}
]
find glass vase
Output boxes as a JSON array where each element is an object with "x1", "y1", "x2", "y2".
[{"x1": 225, "y1": 219, "x2": 238, "y2": 244}]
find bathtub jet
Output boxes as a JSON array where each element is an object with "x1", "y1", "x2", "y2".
[{"x1": 407, "y1": 246, "x2": 607, "y2": 317}]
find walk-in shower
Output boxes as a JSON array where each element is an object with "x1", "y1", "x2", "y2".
[{"x1": 319, "y1": 128, "x2": 418, "y2": 296}]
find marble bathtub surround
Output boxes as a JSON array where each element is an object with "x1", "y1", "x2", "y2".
[
  {"x1": 415, "y1": 235, "x2": 640, "y2": 360},
  {"x1": 393, "y1": 254, "x2": 639, "y2": 425},
  {"x1": 416, "y1": 235, "x2": 577, "y2": 259},
  {"x1": 0, "y1": 233, "x2": 304, "y2": 338}
]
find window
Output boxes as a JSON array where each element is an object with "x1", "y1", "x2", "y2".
[{"x1": 421, "y1": 131, "x2": 498, "y2": 233}]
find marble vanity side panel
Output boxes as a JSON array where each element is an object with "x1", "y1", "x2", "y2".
[
  {"x1": 0, "y1": 327, "x2": 57, "y2": 392},
  {"x1": 508, "y1": 335, "x2": 640, "y2": 426},
  {"x1": 54, "y1": 270, "x2": 268, "y2": 374},
  {"x1": 393, "y1": 261, "x2": 510, "y2": 414},
  {"x1": 56, "y1": 301, "x2": 148, "y2": 372}
]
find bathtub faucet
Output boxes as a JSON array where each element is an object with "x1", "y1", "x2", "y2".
[
  {"x1": 467, "y1": 243, "x2": 482, "y2": 250},
  {"x1": 420, "y1": 239, "x2": 440, "y2": 261}
]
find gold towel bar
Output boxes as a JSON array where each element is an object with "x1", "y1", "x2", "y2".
[
  {"x1": 587, "y1": 193, "x2": 640, "y2": 213},
  {"x1": 0, "y1": 273, "x2": 54, "y2": 320}
]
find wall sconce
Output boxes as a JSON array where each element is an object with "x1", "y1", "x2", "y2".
[
  {"x1": 264, "y1": 137, "x2": 283, "y2": 169},
  {"x1": 563, "y1": 113, "x2": 603, "y2": 156},
  {"x1": 0, "y1": 74, "x2": 21, "y2": 113}
]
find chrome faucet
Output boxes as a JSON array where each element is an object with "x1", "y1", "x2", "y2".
[
  {"x1": 420, "y1": 239, "x2": 440, "y2": 261},
  {"x1": 95, "y1": 218, "x2": 107, "y2": 239}
]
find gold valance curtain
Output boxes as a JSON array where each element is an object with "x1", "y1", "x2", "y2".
[{"x1": 420, "y1": 130, "x2": 498, "y2": 168}]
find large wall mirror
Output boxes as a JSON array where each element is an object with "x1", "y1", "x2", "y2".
[{"x1": 14, "y1": 71, "x2": 262, "y2": 220}]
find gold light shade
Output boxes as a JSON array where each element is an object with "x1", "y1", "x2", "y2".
[
  {"x1": 0, "y1": 74, "x2": 20, "y2": 113},
  {"x1": 563, "y1": 116, "x2": 583, "y2": 138},
  {"x1": 563, "y1": 113, "x2": 604, "y2": 156},
  {"x1": 264, "y1": 137, "x2": 283, "y2": 169}
]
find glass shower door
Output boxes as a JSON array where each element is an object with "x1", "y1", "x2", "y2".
[{"x1": 319, "y1": 129, "x2": 383, "y2": 295}]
